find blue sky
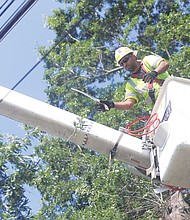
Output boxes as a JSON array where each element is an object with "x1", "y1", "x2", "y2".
[
  {"x1": 0, "y1": 0, "x2": 61, "y2": 214},
  {"x1": 0, "y1": 0, "x2": 61, "y2": 136}
]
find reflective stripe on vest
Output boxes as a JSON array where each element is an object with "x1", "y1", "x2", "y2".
[
  {"x1": 127, "y1": 78, "x2": 156, "y2": 105},
  {"x1": 128, "y1": 78, "x2": 147, "y2": 95}
]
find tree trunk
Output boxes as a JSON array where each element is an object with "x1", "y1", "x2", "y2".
[{"x1": 160, "y1": 191, "x2": 190, "y2": 220}]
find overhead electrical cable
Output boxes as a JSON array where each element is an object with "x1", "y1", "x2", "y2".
[
  {"x1": 0, "y1": 2, "x2": 100, "y2": 103},
  {"x1": 0, "y1": 0, "x2": 9, "y2": 10},
  {"x1": 0, "y1": 36, "x2": 65, "y2": 103},
  {"x1": 1, "y1": 0, "x2": 27, "y2": 29},
  {"x1": 0, "y1": 0, "x2": 38, "y2": 42},
  {"x1": 0, "y1": 0, "x2": 16, "y2": 17}
]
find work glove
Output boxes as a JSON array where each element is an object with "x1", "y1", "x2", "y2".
[
  {"x1": 143, "y1": 71, "x2": 158, "y2": 84},
  {"x1": 96, "y1": 100, "x2": 115, "y2": 112}
]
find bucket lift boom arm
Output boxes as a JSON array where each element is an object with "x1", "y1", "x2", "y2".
[{"x1": 0, "y1": 86, "x2": 150, "y2": 171}]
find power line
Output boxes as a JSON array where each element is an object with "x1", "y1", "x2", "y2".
[
  {"x1": 0, "y1": 0, "x2": 39, "y2": 42},
  {"x1": 0, "y1": 0, "x2": 16, "y2": 17},
  {"x1": 0, "y1": 0, "x2": 9, "y2": 10},
  {"x1": 0, "y1": 1, "x2": 89, "y2": 103},
  {"x1": 0, "y1": 36, "x2": 65, "y2": 103}
]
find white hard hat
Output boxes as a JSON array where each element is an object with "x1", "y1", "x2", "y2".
[{"x1": 115, "y1": 47, "x2": 138, "y2": 66}]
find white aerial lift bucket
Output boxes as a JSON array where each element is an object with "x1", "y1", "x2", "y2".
[{"x1": 152, "y1": 76, "x2": 190, "y2": 189}]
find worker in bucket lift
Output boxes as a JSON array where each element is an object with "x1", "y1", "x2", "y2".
[{"x1": 97, "y1": 47, "x2": 170, "y2": 112}]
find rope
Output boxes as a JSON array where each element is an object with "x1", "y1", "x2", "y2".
[{"x1": 125, "y1": 113, "x2": 160, "y2": 137}]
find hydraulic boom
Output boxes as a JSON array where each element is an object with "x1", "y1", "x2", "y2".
[{"x1": 0, "y1": 86, "x2": 150, "y2": 170}]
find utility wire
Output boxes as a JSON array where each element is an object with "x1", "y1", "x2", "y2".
[
  {"x1": 0, "y1": 0, "x2": 9, "y2": 10},
  {"x1": 0, "y1": 0, "x2": 15, "y2": 17},
  {"x1": 0, "y1": 36, "x2": 65, "y2": 103},
  {"x1": 0, "y1": 1, "x2": 92, "y2": 103},
  {"x1": 0, "y1": 0, "x2": 38, "y2": 42},
  {"x1": 0, "y1": 0, "x2": 8, "y2": 10}
]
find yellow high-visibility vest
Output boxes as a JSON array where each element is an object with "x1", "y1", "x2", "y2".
[{"x1": 125, "y1": 55, "x2": 170, "y2": 105}]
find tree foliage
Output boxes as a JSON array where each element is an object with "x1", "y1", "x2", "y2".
[
  {"x1": 0, "y1": 133, "x2": 39, "y2": 219},
  {"x1": 0, "y1": 0, "x2": 190, "y2": 219}
]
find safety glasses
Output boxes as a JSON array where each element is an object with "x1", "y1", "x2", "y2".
[{"x1": 119, "y1": 54, "x2": 132, "y2": 66}]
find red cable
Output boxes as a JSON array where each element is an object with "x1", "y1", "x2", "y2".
[
  {"x1": 166, "y1": 185, "x2": 186, "y2": 191},
  {"x1": 125, "y1": 113, "x2": 160, "y2": 136},
  {"x1": 126, "y1": 115, "x2": 187, "y2": 190}
]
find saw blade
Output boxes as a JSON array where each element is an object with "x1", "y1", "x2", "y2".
[
  {"x1": 71, "y1": 88, "x2": 109, "y2": 111},
  {"x1": 71, "y1": 88, "x2": 100, "y2": 102}
]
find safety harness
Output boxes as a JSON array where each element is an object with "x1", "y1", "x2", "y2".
[{"x1": 130, "y1": 64, "x2": 164, "y2": 104}]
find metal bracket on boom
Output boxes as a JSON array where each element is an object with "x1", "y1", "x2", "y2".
[
  {"x1": 143, "y1": 137, "x2": 160, "y2": 183},
  {"x1": 118, "y1": 127, "x2": 159, "y2": 180},
  {"x1": 108, "y1": 132, "x2": 124, "y2": 173}
]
